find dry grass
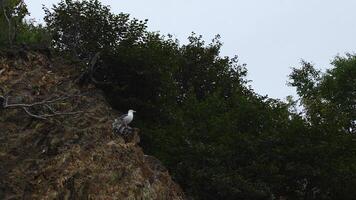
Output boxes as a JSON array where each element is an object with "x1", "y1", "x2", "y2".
[{"x1": 0, "y1": 51, "x2": 184, "y2": 200}]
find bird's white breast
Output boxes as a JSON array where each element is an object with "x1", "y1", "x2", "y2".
[{"x1": 123, "y1": 113, "x2": 133, "y2": 124}]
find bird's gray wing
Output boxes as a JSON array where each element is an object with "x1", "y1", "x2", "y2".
[{"x1": 118, "y1": 114, "x2": 128, "y2": 120}]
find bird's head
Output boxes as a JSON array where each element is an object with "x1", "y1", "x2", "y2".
[{"x1": 128, "y1": 109, "x2": 136, "y2": 113}]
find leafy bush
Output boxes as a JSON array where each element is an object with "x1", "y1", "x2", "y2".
[
  {"x1": 43, "y1": 1, "x2": 356, "y2": 199},
  {"x1": 44, "y1": 0, "x2": 147, "y2": 61},
  {"x1": 0, "y1": 0, "x2": 27, "y2": 46},
  {"x1": 0, "y1": 0, "x2": 49, "y2": 47},
  {"x1": 289, "y1": 56, "x2": 356, "y2": 134},
  {"x1": 15, "y1": 21, "x2": 50, "y2": 45}
]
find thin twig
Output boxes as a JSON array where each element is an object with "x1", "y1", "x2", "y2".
[
  {"x1": 2, "y1": 2, "x2": 12, "y2": 45},
  {"x1": 2, "y1": 95, "x2": 81, "y2": 108},
  {"x1": 89, "y1": 52, "x2": 112, "y2": 85},
  {"x1": 22, "y1": 107, "x2": 46, "y2": 119},
  {"x1": 23, "y1": 107, "x2": 83, "y2": 120},
  {"x1": 1, "y1": 94, "x2": 84, "y2": 120},
  {"x1": 0, "y1": 68, "x2": 6, "y2": 76},
  {"x1": 44, "y1": 104, "x2": 56, "y2": 113}
]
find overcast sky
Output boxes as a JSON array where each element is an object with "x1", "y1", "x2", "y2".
[{"x1": 26, "y1": 0, "x2": 356, "y2": 100}]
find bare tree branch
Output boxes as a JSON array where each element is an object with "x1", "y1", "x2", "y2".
[
  {"x1": 3, "y1": 95, "x2": 70, "y2": 108},
  {"x1": 0, "y1": 68, "x2": 6, "y2": 76},
  {"x1": 44, "y1": 104, "x2": 56, "y2": 113},
  {"x1": 23, "y1": 106, "x2": 83, "y2": 119},
  {"x1": 2, "y1": 1, "x2": 13, "y2": 45},
  {"x1": 76, "y1": 52, "x2": 112, "y2": 85},
  {"x1": 22, "y1": 107, "x2": 46, "y2": 119},
  {"x1": 89, "y1": 52, "x2": 108, "y2": 85},
  {"x1": 0, "y1": 94, "x2": 84, "y2": 120}
]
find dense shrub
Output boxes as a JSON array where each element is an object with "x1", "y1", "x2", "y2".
[
  {"x1": 44, "y1": 0, "x2": 147, "y2": 61},
  {"x1": 0, "y1": 0, "x2": 49, "y2": 47},
  {"x1": 43, "y1": 1, "x2": 356, "y2": 199}
]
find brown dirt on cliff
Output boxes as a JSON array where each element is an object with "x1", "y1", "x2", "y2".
[{"x1": 0, "y1": 50, "x2": 184, "y2": 200}]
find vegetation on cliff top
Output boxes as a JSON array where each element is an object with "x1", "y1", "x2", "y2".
[{"x1": 1, "y1": 0, "x2": 355, "y2": 199}]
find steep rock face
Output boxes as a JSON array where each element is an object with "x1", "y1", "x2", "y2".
[{"x1": 0, "y1": 50, "x2": 184, "y2": 199}]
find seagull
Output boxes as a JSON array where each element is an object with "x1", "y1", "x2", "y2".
[{"x1": 119, "y1": 109, "x2": 136, "y2": 127}]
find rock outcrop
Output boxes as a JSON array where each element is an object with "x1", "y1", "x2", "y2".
[{"x1": 0, "y1": 50, "x2": 184, "y2": 199}]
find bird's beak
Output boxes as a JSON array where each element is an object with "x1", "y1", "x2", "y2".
[{"x1": 133, "y1": 110, "x2": 136, "y2": 113}]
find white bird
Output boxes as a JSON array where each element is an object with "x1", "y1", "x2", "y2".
[{"x1": 119, "y1": 109, "x2": 136, "y2": 127}]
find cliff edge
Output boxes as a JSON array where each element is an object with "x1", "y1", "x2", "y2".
[{"x1": 0, "y1": 50, "x2": 184, "y2": 200}]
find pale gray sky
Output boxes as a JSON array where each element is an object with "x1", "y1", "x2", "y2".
[{"x1": 26, "y1": 0, "x2": 356, "y2": 100}]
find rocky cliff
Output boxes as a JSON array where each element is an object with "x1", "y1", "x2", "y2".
[{"x1": 0, "y1": 50, "x2": 184, "y2": 200}]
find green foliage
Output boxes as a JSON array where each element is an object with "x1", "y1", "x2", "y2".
[
  {"x1": 44, "y1": 0, "x2": 170, "y2": 119},
  {"x1": 0, "y1": 0, "x2": 49, "y2": 47},
  {"x1": 176, "y1": 34, "x2": 247, "y2": 101},
  {"x1": 289, "y1": 56, "x2": 356, "y2": 134},
  {"x1": 98, "y1": 32, "x2": 181, "y2": 120},
  {"x1": 43, "y1": 1, "x2": 356, "y2": 199},
  {"x1": 44, "y1": 0, "x2": 147, "y2": 61},
  {"x1": 287, "y1": 56, "x2": 356, "y2": 199},
  {"x1": 145, "y1": 91, "x2": 295, "y2": 199},
  {"x1": 15, "y1": 21, "x2": 50, "y2": 45},
  {"x1": 0, "y1": 0, "x2": 27, "y2": 46}
]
